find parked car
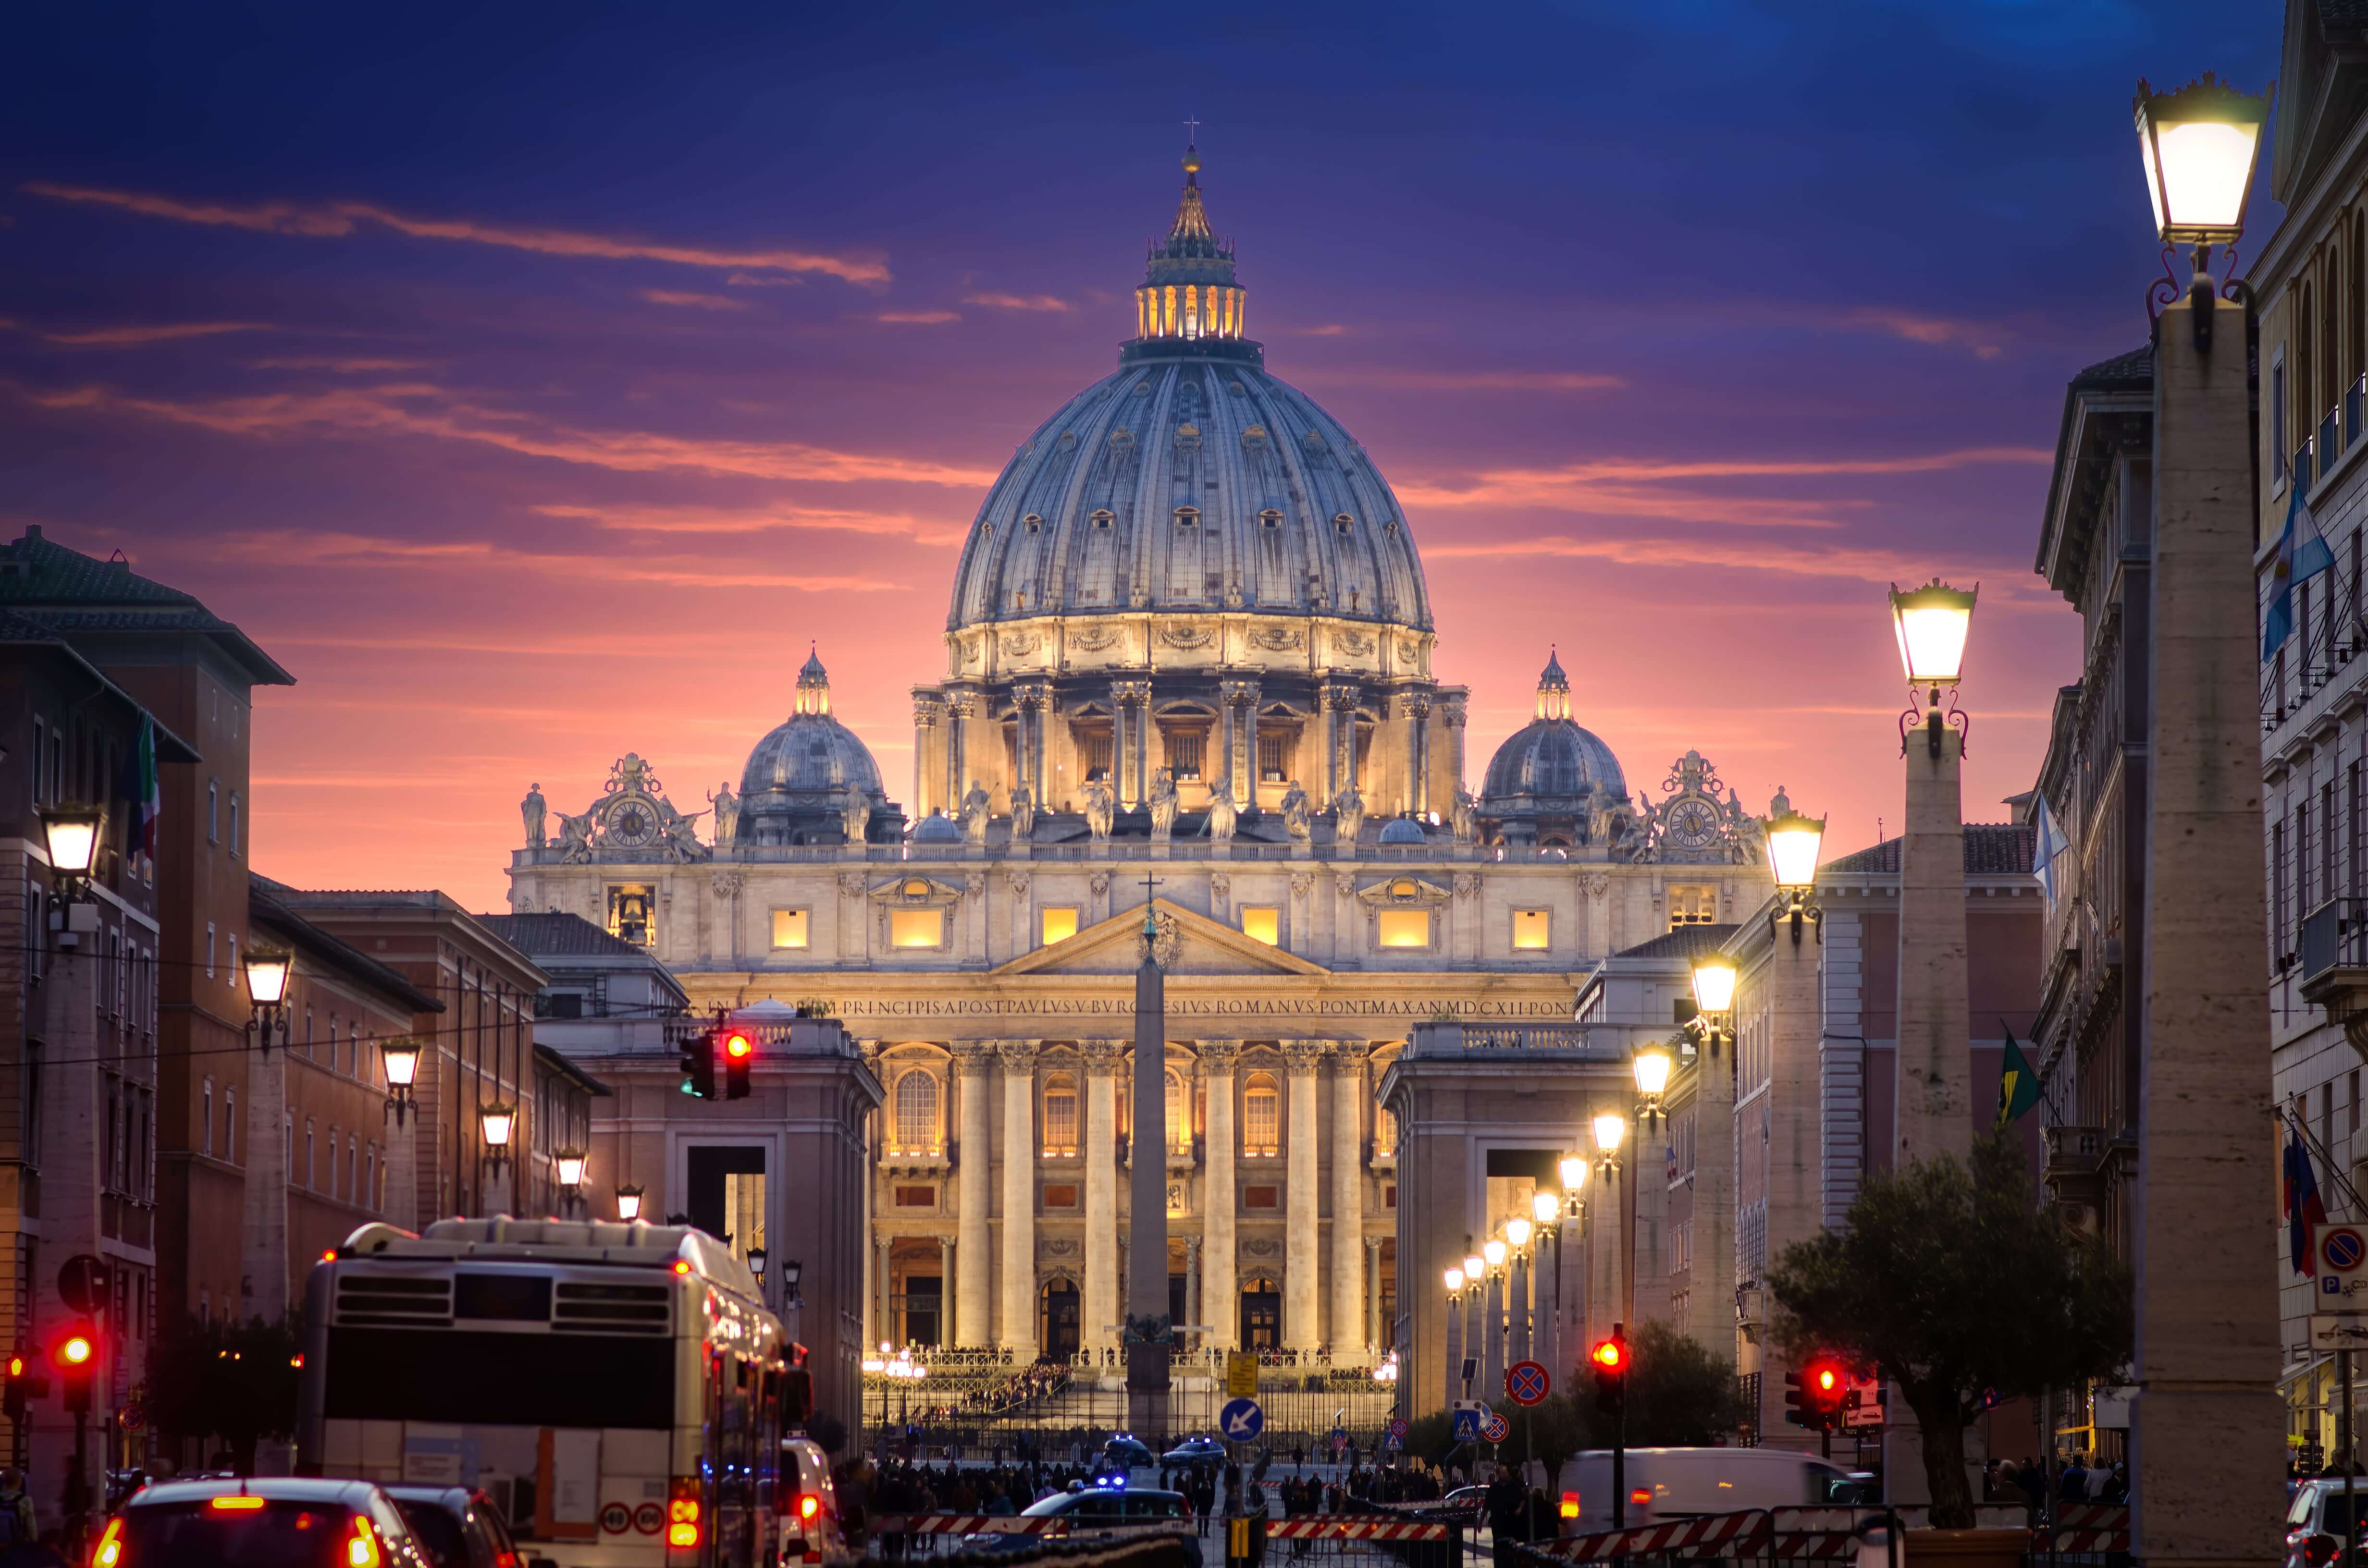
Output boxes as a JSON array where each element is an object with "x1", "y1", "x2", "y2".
[
  {"x1": 2285, "y1": 1477, "x2": 2368, "y2": 1568},
  {"x1": 1554, "y1": 1448, "x2": 1864, "y2": 1535},
  {"x1": 382, "y1": 1486, "x2": 519, "y2": 1568},
  {"x1": 1161, "y1": 1436, "x2": 1225, "y2": 1467},
  {"x1": 95, "y1": 1477, "x2": 434, "y2": 1568},
  {"x1": 781, "y1": 1435, "x2": 845, "y2": 1564},
  {"x1": 964, "y1": 1485, "x2": 1189, "y2": 1551},
  {"x1": 1101, "y1": 1434, "x2": 1157, "y2": 1470}
]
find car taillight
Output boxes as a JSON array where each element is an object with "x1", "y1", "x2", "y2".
[
  {"x1": 346, "y1": 1519, "x2": 382, "y2": 1568},
  {"x1": 1629, "y1": 1489, "x2": 1652, "y2": 1509},
  {"x1": 209, "y1": 1498, "x2": 266, "y2": 1512},
  {"x1": 797, "y1": 1494, "x2": 819, "y2": 1521},
  {"x1": 92, "y1": 1517, "x2": 126, "y2": 1568},
  {"x1": 668, "y1": 1478, "x2": 701, "y2": 1548},
  {"x1": 2308, "y1": 1539, "x2": 2341, "y2": 1568},
  {"x1": 1558, "y1": 1493, "x2": 1579, "y2": 1519}
]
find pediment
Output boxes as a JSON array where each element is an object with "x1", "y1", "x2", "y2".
[{"x1": 992, "y1": 897, "x2": 1330, "y2": 978}]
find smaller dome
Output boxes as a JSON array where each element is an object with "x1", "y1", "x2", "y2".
[
  {"x1": 1480, "y1": 649, "x2": 1626, "y2": 808},
  {"x1": 735, "y1": 649, "x2": 892, "y2": 845},
  {"x1": 1378, "y1": 817, "x2": 1427, "y2": 845},
  {"x1": 912, "y1": 812, "x2": 961, "y2": 844}
]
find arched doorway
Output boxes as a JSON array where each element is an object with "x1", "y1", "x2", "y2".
[
  {"x1": 1240, "y1": 1274, "x2": 1281, "y2": 1350},
  {"x1": 1042, "y1": 1280, "x2": 1081, "y2": 1360}
]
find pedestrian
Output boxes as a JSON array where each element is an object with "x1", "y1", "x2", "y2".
[
  {"x1": 2060, "y1": 1453, "x2": 2089, "y2": 1503},
  {"x1": 0, "y1": 1473, "x2": 33, "y2": 1555}
]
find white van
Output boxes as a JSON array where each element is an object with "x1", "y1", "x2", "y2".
[
  {"x1": 1554, "y1": 1447, "x2": 1868, "y2": 1534},
  {"x1": 779, "y1": 1437, "x2": 843, "y2": 1563}
]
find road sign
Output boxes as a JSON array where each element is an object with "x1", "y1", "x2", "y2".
[
  {"x1": 1451, "y1": 1408, "x2": 1482, "y2": 1443},
  {"x1": 1505, "y1": 1360, "x2": 1550, "y2": 1407},
  {"x1": 58, "y1": 1255, "x2": 107, "y2": 1315},
  {"x1": 1384, "y1": 1418, "x2": 1408, "y2": 1447},
  {"x1": 1226, "y1": 1351, "x2": 1259, "y2": 1398},
  {"x1": 1481, "y1": 1411, "x2": 1510, "y2": 1444},
  {"x1": 1330, "y1": 1428, "x2": 1348, "y2": 1453},
  {"x1": 1219, "y1": 1396, "x2": 1265, "y2": 1442},
  {"x1": 2329, "y1": 1228, "x2": 2368, "y2": 1274},
  {"x1": 1840, "y1": 1371, "x2": 1886, "y2": 1432},
  {"x1": 2315, "y1": 1314, "x2": 2368, "y2": 1351}
]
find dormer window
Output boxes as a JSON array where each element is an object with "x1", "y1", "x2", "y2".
[
  {"x1": 1091, "y1": 510, "x2": 1115, "y2": 531},
  {"x1": 1024, "y1": 513, "x2": 1043, "y2": 533},
  {"x1": 1334, "y1": 514, "x2": 1354, "y2": 535},
  {"x1": 1259, "y1": 509, "x2": 1283, "y2": 530},
  {"x1": 1175, "y1": 507, "x2": 1200, "y2": 528}
]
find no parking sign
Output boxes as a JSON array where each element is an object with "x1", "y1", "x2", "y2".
[{"x1": 2324, "y1": 1227, "x2": 2368, "y2": 1301}]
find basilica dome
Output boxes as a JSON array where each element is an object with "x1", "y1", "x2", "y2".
[
  {"x1": 943, "y1": 152, "x2": 1430, "y2": 636},
  {"x1": 736, "y1": 649, "x2": 894, "y2": 845},
  {"x1": 1481, "y1": 650, "x2": 1626, "y2": 808}
]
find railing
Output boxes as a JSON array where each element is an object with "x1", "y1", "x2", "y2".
[
  {"x1": 2297, "y1": 437, "x2": 2317, "y2": 495},
  {"x1": 2303, "y1": 898, "x2": 2368, "y2": 986},
  {"x1": 2348, "y1": 375, "x2": 2365, "y2": 447},
  {"x1": 1406, "y1": 1021, "x2": 1608, "y2": 1055},
  {"x1": 2324, "y1": 407, "x2": 2342, "y2": 477}
]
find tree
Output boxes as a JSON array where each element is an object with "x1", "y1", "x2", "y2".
[
  {"x1": 1766, "y1": 1131, "x2": 2131, "y2": 1529},
  {"x1": 147, "y1": 1312, "x2": 303, "y2": 1473},
  {"x1": 1576, "y1": 1321, "x2": 1747, "y2": 1448}
]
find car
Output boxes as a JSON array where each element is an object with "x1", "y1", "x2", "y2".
[
  {"x1": 963, "y1": 1486, "x2": 1190, "y2": 1552},
  {"x1": 1101, "y1": 1434, "x2": 1157, "y2": 1470},
  {"x1": 382, "y1": 1486, "x2": 519, "y2": 1568},
  {"x1": 1161, "y1": 1437, "x2": 1225, "y2": 1467},
  {"x1": 780, "y1": 1435, "x2": 845, "y2": 1564},
  {"x1": 96, "y1": 1477, "x2": 434, "y2": 1568},
  {"x1": 1553, "y1": 1448, "x2": 1865, "y2": 1535},
  {"x1": 2285, "y1": 1477, "x2": 2367, "y2": 1568}
]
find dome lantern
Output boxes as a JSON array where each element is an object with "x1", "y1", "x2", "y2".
[
  {"x1": 1135, "y1": 145, "x2": 1247, "y2": 345},
  {"x1": 1536, "y1": 647, "x2": 1571, "y2": 721},
  {"x1": 795, "y1": 644, "x2": 831, "y2": 716}
]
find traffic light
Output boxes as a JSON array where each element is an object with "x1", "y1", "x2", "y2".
[
  {"x1": 3, "y1": 1351, "x2": 49, "y2": 1423},
  {"x1": 1589, "y1": 1326, "x2": 1627, "y2": 1419},
  {"x1": 1785, "y1": 1357, "x2": 1848, "y2": 1431},
  {"x1": 680, "y1": 1030, "x2": 716, "y2": 1100},
  {"x1": 722, "y1": 1029, "x2": 754, "y2": 1100},
  {"x1": 1782, "y1": 1370, "x2": 1805, "y2": 1427},
  {"x1": 54, "y1": 1323, "x2": 96, "y2": 1414}
]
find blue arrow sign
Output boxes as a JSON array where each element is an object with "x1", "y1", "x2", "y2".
[{"x1": 1220, "y1": 1396, "x2": 1265, "y2": 1442}]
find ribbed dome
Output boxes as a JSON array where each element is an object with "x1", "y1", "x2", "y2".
[
  {"x1": 1481, "y1": 720, "x2": 1626, "y2": 805},
  {"x1": 736, "y1": 650, "x2": 889, "y2": 840}
]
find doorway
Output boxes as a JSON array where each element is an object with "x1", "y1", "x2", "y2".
[
  {"x1": 1240, "y1": 1277, "x2": 1281, "y2": 1349},
  {"x1": 1043, "y1": 1281, "x2": 1081, "y2": 1360}
]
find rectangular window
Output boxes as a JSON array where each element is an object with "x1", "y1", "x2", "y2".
[
  {"x1": 1167, "y1": 729, "x2": 1204, "y2": 781},
  {"x1": 1512, "y1": 909, "x2": 1550, "y2": 950},
  {"x1": 1042, "y1": 1183, "x2": 1079, "y2": 1209},
  {"x1": 229, "y1": 793, "x2": 240, "y2": 857},
  {"x1": 890, "y1": 908, "x2": 944, "y2": 949},
  {"x1": 227, "y1": 933, "x2": 237, "y2": 991},
  {"x1": 894, "y1": 1185, "x2": 936, "y2": 1208},
  {"x1": 1040, "y1": 907, "x2": 1080, "y2": 946},
  {"x1": 1085, "y1": 731, "x2": 1113, "y2": 780},
  {"x1": 1384, "y1": 1185, "x2": 1397, "y2": 1209},
  {"x1": 207, "y1": 781, "x2": 219, "y2": 844},
  {"x1": 2302, "y1": 800, "x2": 2316, "y2": 912},
  {"x1": 2276, "y1": 818, "x2": 2290, "y2": 955},
  {"x1": 1258, "y1": 733, "x2": 1289, "y2": 784},
  {"x1": 1241, "y1": 907, "x2": 1280, "y2": 945},
  {"x1": 2275, "y1": 355, "x2": 2289, "y2": 484},
  {"x1": 1668, "y1": 884, "x2": 1718, "y2": 927},
  {"x1": 206, "y1": 923, "x2": 216, "y2": 979},
  {"x1": 1375, "y1": 909, "x2": 1430, "y2": 948},
  {"x1": 223, "y1": 1087, "x2": 235, "y2": 1165},
  {"x1": 606, "y1": 885, "x2": 655, "y2": 945},
  {"x1": 1244, "y1": 1186, "x2": 1279, "y2": 1210},
  {"x1": 771, "y1": 909, "x2": 810, "y2": 949},
  {"x1": 202, "y1": 1078, "x2": 214, "y2": 1157}
]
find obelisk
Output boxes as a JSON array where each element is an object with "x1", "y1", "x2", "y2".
[{"x1": 1125, "y1": 900, "x2": 1173, "y2": 1439}]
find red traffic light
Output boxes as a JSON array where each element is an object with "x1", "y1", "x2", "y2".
[
  {"x1": 1815, "y1": 1366, "x2": 1838, "y2": 1392},
  {"x1": 1589, "y1": 1338, "x2": 1624, "y2": 1371},
  {"x1": 56, "y1": 1334, "x2": 94, "y2": 1367},
  {"x1": 723, "y1": 1032, "x2": 754, "y2": 1060}
]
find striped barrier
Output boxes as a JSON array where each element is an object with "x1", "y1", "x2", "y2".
[
  {"x1": 1264, "y1": 1519, "x2": 1451, "y2": 1541},
  {"x1": 874, "y1": 1516, "x2": 1197, "y2": 1539},
  {"x1": 2037, "y1": 1504, "x2": 2129, "y2": 1554},
  {"x1": 1528, "y1": 1508, "x2": 1772, "y2": 1560}
]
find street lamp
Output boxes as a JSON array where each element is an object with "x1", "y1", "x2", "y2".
[
  {"x1": 2134, "y1": 73, "x2": 2271, "y2": 349},
  {"x1": 380, "y1": 1035, "x2": 422, "y2": 1127},
  {"x1": 1559, "y1": 1153, "x2": 1588, "y2": 1202},
  {"x1": 1443, "y1": 1266, "x2": 1464, "y2": 1295},
  {"x1": 1482, "y1": 1237, "x2": 1507, "y2": 1274},
  {"x1": 1765, "y1": 800, "x2": 1827, "y2": 943},
  {"x1": 1631, "y1": 1047, "x2": 1672, "y2": 1126},
  {"x1": 1505, "y1": 1216, "x2": 1531, "y2": 1253},
  {"x1": 242, "y1": 942, "x2": 294, "y2": 1053},
  {"x1": 1891, "y1": 579, "x2": 1978, "y2": 759},
  {"x1": 748, "y1": 1246, "x2": 767, "y2": 1283},
  {"x1": 1690, "y1": 956, "x2": 1738, "y2": 1056},
  {"x1": 39, "y1": 802, "x2": 105, "y2": 896},
  {"x1": 555, "y1": 1148, "x2": 587, "y2": 1214},
  {"x1": 1592, "y1": 1111, "x2": 1626, "y2": 1174},
  {"x1": 1462, "y1": 1250, "x2": 1485, "y2": 1289},
  {"x1": 480, "y1": 1102, "x2": 516, "y2": 1173},
  {"x1": 615, "y1": 1183, "x2": 645, "y2": 1222}
]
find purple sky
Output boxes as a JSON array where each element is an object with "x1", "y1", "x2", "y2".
[{"x1": 0, "y1": 3, "x2": 2280, "y2": 906}]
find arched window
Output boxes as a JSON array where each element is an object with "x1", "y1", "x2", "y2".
[
  {"x1": 1258, "y1": 509, "x2": 1283, "y2": 531},
  {"x1": 893, "y1": 1069, "x2": 940, "y2": 1155},
  {"x1": 1043, "y1": 1074, "x2": 1079, "y2": 1158},
  {"x1": 1374, "y1": 1102, "x2": 1398, "y2": 1157},
  {"x1": 1166, "y1": 1068, "x2": 1189, "y2": 1152},
  {"x1": 1174, "y1": 507, "x2": 1200, "y2": 528},
  {"x1": 1090, "y1": 510, "x2": 1114, "y2": 531},
  {"x1": 1244, "y1": 1072, "x2": 1280, "y2": 1158}
]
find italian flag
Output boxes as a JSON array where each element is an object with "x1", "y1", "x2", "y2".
[{"x1": 119, "y1": 714, "x2": 159, "y2": 859}]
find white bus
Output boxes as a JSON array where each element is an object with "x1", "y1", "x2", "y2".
[{"x1": 297, "y1": 1218, "x2": 799, "y2": 1568}]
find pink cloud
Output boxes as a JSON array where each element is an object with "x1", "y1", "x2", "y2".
[
  {"x1": 962, "y1": 292, "x2": 1070, "y2": 312},
  {"x1": 22, "y1": 181, "x2": 890, "y2": 285},
  {"x1": 877, "y1": 310, "x2": 962, "y2": 324},
  {"x1": 532, "y1": 502, "x2": 966, "y2": 544},
  {"x1": 640, "y1": 288, "x2": 747, "y2": 311},
  {"x1": 1296, "y1": 368, "x2": 1623, "y2": 392},
  {"x1": 38, "y1": 320, "x2": 271, "y2": 346},
  {"x1": 1397, "y1": 446, "x2": 2051, "y2": 513},
  {"x1": 1837, "y1": 306, "x2": 2006, "y2": 360},
  {"x1": 208, "y1": 527, "x2": 909, "y2": 592}
]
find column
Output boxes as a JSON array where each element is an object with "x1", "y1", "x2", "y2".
[
  {"x1": 939, "y1": 1236, "x2": 955, "y2": 1348},
  {"x1": 1083, "y1": 1039, "x2": 1123, "y2": 1349},
  {"x1": 1443, "y1": 1291, "x2": 1463, "y2": 1412},
  {"x1": 1110, "y1": 688, "x2": 1131, "y2": 810},
  {"x1": 1185, "y1": 1237, "x2": 1202, "y2": 1345},
  {"x1": 2133, "y1": 286, "x2": 2283, "y2": 1562},
  {"x1": 1533, "y1": 1228, "x2": 1558, "y2": 1391},
  {"x1": 945, "y1": 693, "x2": 973, "y2": 811},
  {"x1": 242, "y1": 1033, "x2": 290, "y2": 1317},
  {"x1": 875, "y1": 1235, "x2": 892, "y2": 1348},
  {"x1": 1283, "y1": 1040, "x2": 1324, "y2": 1350},
  {"x1": 1766, "y1": 926, "x2": 1824, "y2": 1451},
  {"x1": 1896, "y1": 688, "x2": 1970, "y2": 1169},
  {"x1": 999, "y1": 1041, "x2": 1040, "y2": 1358},
  {"x1": 1331, "y1": 1049, "x2": 1366, "y2": 1354},
  {"x1": 1510, "y1": 1250, "x2": 1531, "y2": 1366},
  {"x1": 1220, "y1": 697, "x2": 1237, "y2": 805},
  {"x1": 1481, "y1": 1267, "x2": 1505, "y2": 1402},
  {"x1": 1201, "y1": 1042, "x2": 1240, "y2": 1348},
  {"x1": 953, "y1": 1045, "x2": 994, "y2": 1346},
  {"x1": 1406, "y1": 696, "x2": 1431, "y2": 817},
  {"x1": 1245, "y1": 698, "x2": 1261, "y2": 806}
]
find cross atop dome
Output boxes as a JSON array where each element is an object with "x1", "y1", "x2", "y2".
[
  {"x1": 794, "y1": 644, "x2": 831, "y2": 716},
  {"x1": 1536, "y1": 647, "x2": 1571, "y2": 721},
  {"x1": 1136, "y1": 141, "x2": 1246, "y2": 346}
]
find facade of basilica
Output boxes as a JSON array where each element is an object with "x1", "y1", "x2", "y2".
[{"x1": 505, "y1": 151, "x2": 1771, "y2": 1389}]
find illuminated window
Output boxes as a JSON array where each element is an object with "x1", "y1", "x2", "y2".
[
  {"x1": 1376, "y1": 910, "x2": 1430, "y2": 949},
  {"x1": 1374, "y1": 1102, "x2": 1397, "y2": 1156},
  {"x1": 1040, "y1": 907, "x2": 1080, "y2": 946},
  {"x1": 1024, "y1": 513, "x2": 1043, "y2": 533},
  {"x1": 607, "y1": 885, "x2": 655, "y2": 945},
  {"x1": 1043, "y1": 1075, "x2": 1078, "y2": 1157},
  {"x1": 1258, "y1": 729, "x2": 1292, "y2": 783},
  {"x1": 771, "y1": 909, "x2": 809, "y2": 949},
  {"x1": 1244, "y1": 1073, "x2": 1280, "y2": 1157},
  {"x1": 893, "y1": 1070, "x2": 940, "y2": 1154},
  {"x1": 1667, "y1": 885, "x2": 1718, "y2": 929},
  {"x1": 1167, "y1": 729, "x2": 1205, "y2": 781},
  {"x1": 1242, "y1": 907, "x2": 1280, "y2": 945},
  {"x1": 1166, "y1": 1068, "x2": 1189, "y2": 1152},
  {"x1": 890, "y1": 909, "x2": 944, "y2": 949},
  {"x1": 1512, "y1": 909, "x2": 1550, "y2": 950}
]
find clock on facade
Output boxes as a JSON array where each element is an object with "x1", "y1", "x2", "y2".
[
  {"x1": 1662, "y1": 796, "x2": 1721, "y2": 851},
  {"x1": 605, "y1": 800, "x2": 659, "y2": 848}
]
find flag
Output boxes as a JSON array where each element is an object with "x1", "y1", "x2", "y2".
[
  {"x1": 1996, "y1": 1025, "x2": 2040, "y2": 1130},
  {"x1": 116, "y1": 714, "x2": 159, "y2": 860},
  {"x1": 2287, "y1": 1127, "x2": 2330, "y2": 1275},
  {"x1": 2264, "y1": 482, "x2": 2336, "y2": 660},
  {"x1": 2034, "y1": 797, "x2": 2066, "y2": 906}
]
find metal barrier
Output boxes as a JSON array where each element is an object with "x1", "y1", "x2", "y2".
[
  {"x1": 848, "y1": 1526, "x2": 1200, "y2": 1568},
  {"x1": 1509, "y1": 1505, "x2": 2115, "y2": 1568}
]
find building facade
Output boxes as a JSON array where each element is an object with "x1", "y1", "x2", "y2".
[{"x1": 505, "y1": 155, "x2": 1776, "y2": 1426}]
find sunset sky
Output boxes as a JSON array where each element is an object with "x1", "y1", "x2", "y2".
[{"x1": 0, "y1": 3, "x2": 2276, "y2": 911}]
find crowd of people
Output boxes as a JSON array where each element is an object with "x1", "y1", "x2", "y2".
[{"x1": 1982, "y1": 1454, "x2": 2131, "y2": 1506}]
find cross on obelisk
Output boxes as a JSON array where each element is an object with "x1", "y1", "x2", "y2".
[{"x1": 1126, "y1": 865, "x2": 1173, "y2": 1437}]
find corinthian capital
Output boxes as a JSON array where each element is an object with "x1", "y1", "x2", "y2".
[
  {"x1": 950, "y1": 1042, "x2": 999, "y2": 1075},
  {"x1": 1197, "y1": 1039, "x2": 1242, "y2": 1073},
  {"x1": 1281, "y1": 1039, "x2": 1329, "y2": 1077},
  {"x1": 1081, "y1": 1038, "x2": 1127, "y2": 1076},
  {"x1": 997, "y1": 1039, "x2": 1042, "y2": 1072}
]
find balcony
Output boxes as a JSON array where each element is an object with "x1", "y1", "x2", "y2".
[
  {"x1": 2044, "y1": 1124, "x2": 2107, "y2": 1212},
  {"x1": 2296, "y1": 438, "x2": 2317, "y2": 497},
  {"x1": 2300, "y1": 899, "x2": 2368, "y2": 1058},
  {"x1": 2349, "y1": 375, "x2": 2365, "y2": 448},
  {"x1": 1406, "y1": 1021, "x2": 1619, "y2": 1056},
  {"x1": 2324, "y1": 407, "x2": 2342, "y2": 478}
]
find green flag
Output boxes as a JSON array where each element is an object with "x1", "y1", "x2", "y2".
[{"x1": 1997, "y1": 1024, "x2": 2040, "y2": 1129}]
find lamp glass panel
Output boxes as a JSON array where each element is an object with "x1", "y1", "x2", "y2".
[
  {"x1": 1691, "y1": 961, "x2": 1738, "y2": 1015},
  {"x1": 1533, "y1": 1190, "x2": 1560, "y2": 1224},
  {"x1": 1463, "y1": 1253, "x2": 1485, "y2": 1279},
  {"x1": 1482, "y1": 1239, "x2": 1507, "y2": 1269},
  {"x1": 1505, "y1": 1217, "x2": 1532, "y2": 1248},
  {"x1": 1592, "y1": 1112, "x2": 1627, "y2": 1152},
  {"x1": 1444, "y1": 1268, "x2": 1464, "y2": 1292},
  {"x1": 2154, "y1": 119, "x2": 2260, "y2": 233},
  {"x1": 1632, "y1": 1050, "x2": 1672, "y2": 1096},
  {"x1": 244, "y1": 949, "x2": 294, "y2": 1006},
  {"x1": 1559, "y1": 1155, "x2": 1587, "y2": 1190},
  {"x1": 555, "y1": 1152, "x2": 587, "y2": 1188},
  {"x1": 1890, "y1": 588, "x2": 1975, "y2": 686},
  {"x1": 382, "y1": 1039, "x2": 421, "y2": 1087},
  {"x1": 1766, "y1": 821, "x2": 1825, "y2": 893},
  {"x1": 616, "y1": 1188, "x2": 644, "y2": 1222},
  {"x1": 481, "y1": 1106, "x2": 515, "y2": 1148},
  {"x1": 42, "y1": 813, "x2": 100, "y2": 876}
]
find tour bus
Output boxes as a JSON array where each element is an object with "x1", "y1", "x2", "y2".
[{"x1": 297, "y1": 1218, "x2": 800, "y2": 1568}]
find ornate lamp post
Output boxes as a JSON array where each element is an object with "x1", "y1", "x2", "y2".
[
  {"x1": 1443, "y1": 1266, "x2": 1466, "y2": 1411},
  {"x1": 615, "y1": 1183, "x2": 645, "y2": 1222},
  {"x1": 480, "y1": 1102, "x2": 517, "y2": 1205},
  {"x1": 380, "y1": 1036, "x2": 422, "y2": 1126},
  {"x1": 555, "y1": 1148, "x2": 587, "y2": 1216},
  {"x1": 242, "y1": 943, "x2": 294, "y2": 1052},
  {"x1": 1764, "y1": 802, "x2": 1827, "y2": 944}
]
